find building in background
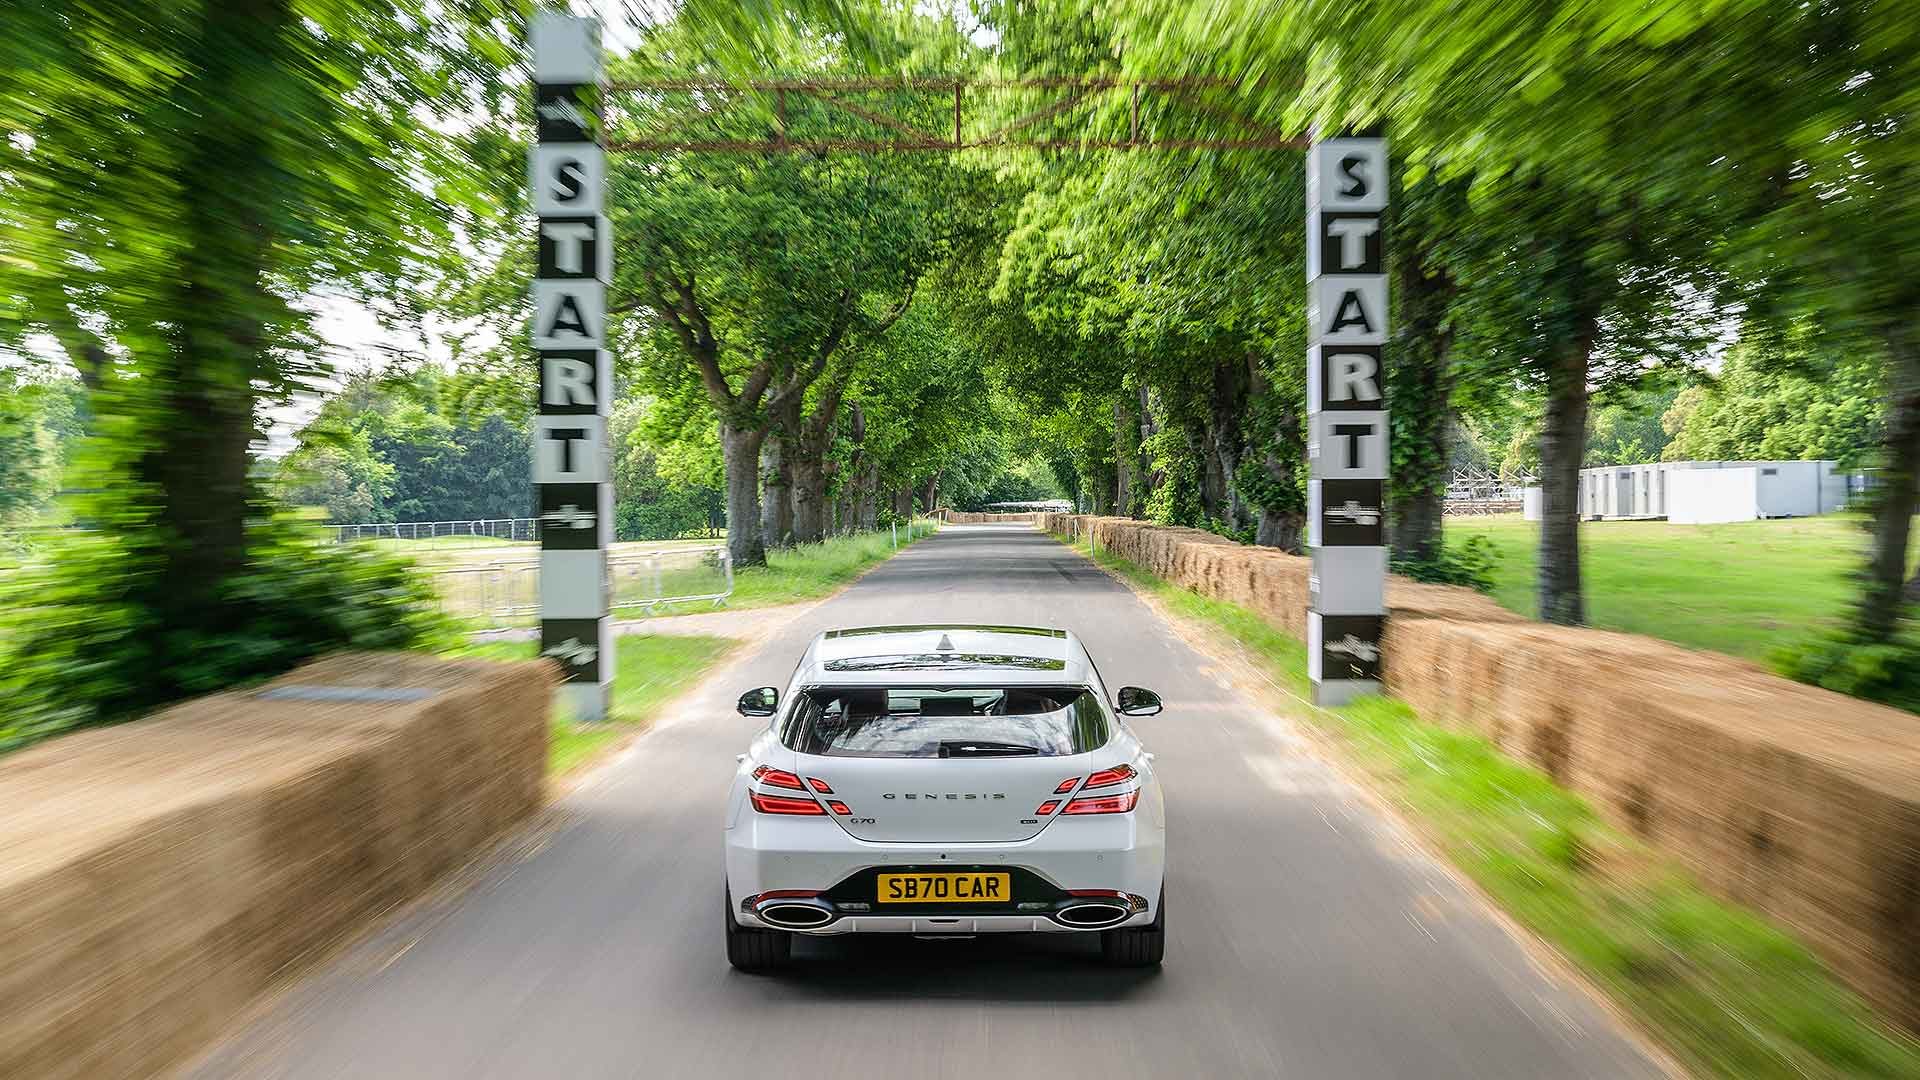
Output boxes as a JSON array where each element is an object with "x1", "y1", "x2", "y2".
[{"x1": 1524, "y1": 460, "x2": 1849, "y2": 524}]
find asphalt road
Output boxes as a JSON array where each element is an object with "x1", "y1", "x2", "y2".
[{"x1": 189, "y1": 525, "x2": 1664, "y2": 1080}]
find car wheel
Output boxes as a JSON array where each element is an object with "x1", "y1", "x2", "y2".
[
  {"x1": 1100, "y1": 889, "x2": 1165, "y2": 968},
  {"x1": 725, "y1": 888, "x2": 792, "y2": 972}
]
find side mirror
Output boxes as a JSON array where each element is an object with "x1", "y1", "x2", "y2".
[
  {"x1": 736, "y1": 687, "x2": 778, "y2": 717},
  {"x1": 1116, "y1": 686, "x2": 1163, "y2": 717}
]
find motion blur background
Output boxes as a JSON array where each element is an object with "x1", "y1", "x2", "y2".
[{"x1": 3, "y1": 1, "x2": 1920, "y2": 1077}]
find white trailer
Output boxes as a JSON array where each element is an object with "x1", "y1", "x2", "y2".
[
  {"x1": 1668, "y1": 460, "x2": 1847, "y2": 524},
  {"x1": 1531, "y1": 460, "x2": 1848, "y2": 523}
]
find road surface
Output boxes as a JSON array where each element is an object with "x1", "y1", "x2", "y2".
[{"x1": 190, "y1": 525, "x2": 1663, "y2": 1079}]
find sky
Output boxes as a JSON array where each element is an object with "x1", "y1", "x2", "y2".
[{"x1": 260, "y1": 294, "x2": 458, "y2": 456}]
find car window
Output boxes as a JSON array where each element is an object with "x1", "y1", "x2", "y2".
[{"x1": 784, "y1": 687, "x2": 1110, "y2": 758}]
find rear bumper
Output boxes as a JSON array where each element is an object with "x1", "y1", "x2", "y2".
[
  {"x1": 739, "y1": 913, "x2": 1145, "y2": 935},
  {"x1": 724, "y1": 812, "x2": 1164, "y2": 935}
]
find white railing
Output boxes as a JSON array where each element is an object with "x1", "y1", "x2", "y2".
[
  {"x1": 327, "y1": 518, "x2": 538, "y2": 545},
  {"x1": 430, "y1": 545, "x2": 734, "y2": 625}
]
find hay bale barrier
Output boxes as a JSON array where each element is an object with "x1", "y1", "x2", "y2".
[
  {"x1": 0, "y1": 652, "x2": 556, "y2": 1079},
  {"x1": 1040, "y1": 513, "x2": 1920, "y2": 1033},
  {"x1": 938, "y1": 510, "x2": 1042, "y2": 524}
]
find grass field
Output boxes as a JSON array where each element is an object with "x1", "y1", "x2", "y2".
[
  {"x1": 727, "y1": 524, "x2": 938, "y2": 609},
  {"x1": 1070, "y1": 534, "x2": 1920, "y2": 1079},
  {"x1": 1442, "y1": 514, "x2": 1891, "y2": 661},
  {"x1": 453, "y1": 634, "x2": 738, "y2": 775}
]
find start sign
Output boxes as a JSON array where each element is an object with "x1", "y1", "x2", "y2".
[
  {"x1": 1305, "y1": 132, "x2": 1388, "y2": 706},
  {"x1": 532, "y1": 13, "x2": 612, "y2": 721}
]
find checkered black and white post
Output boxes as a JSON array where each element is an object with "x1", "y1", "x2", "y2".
[
  {"x1": 532, "y1": 13, "x2": 612, "y2": 720},
  {"x1": 1306, "y1": 132, "x2": 1389, "y2": 706}
]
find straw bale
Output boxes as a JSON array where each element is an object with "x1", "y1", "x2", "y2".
[
  {"x1": 1038, "y1": 513, "x2": 1920, "y2": 1030},
  {"x1": 0, "y1": 652, "x2": 555, "y2": 1079}
]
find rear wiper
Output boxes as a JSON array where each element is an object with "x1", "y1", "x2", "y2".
[{"x1": 938, "y1": 740, "x2": 1040, "y2": 757}]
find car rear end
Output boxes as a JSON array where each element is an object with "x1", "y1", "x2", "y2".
[
  {"x1": 723, "y1": 628, "x2": 1165, "y2": 950},
  {"x1": 726, "y1": 749, "x2": 1164, "y2": 935}
]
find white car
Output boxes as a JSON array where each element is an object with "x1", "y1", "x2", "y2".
[{"x1": 722, "y1": 624, "x2": 1168, "y2": 970}]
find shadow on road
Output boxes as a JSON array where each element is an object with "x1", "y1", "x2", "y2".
[{"x1": 755, "y1": 932, "x2": 1164, "y2": 1003}]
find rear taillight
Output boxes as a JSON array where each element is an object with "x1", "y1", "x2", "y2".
[
  {"x1": 750, "y1": 791, "x2": 827, "y2": 815},
  {"x1": 806, "y1": 777, "x2": 835, "y2": 794},
  {"x1": 751, "y1": 765, "x2": 805, "y2": 791},
  {"x1": 1083, "y1": 764, "x2": 1136, "y2": 789},
  {"x1": 1062, "y1": 790, "x2": 1139, "y2": 815},
  {"x1": 826, "y1": 800, "x2": 851, "y2": 815},
  {"x1": 1034, "y1": 800, "x2": 1061, "y2": 816},
  {"x1": 1053, "y1": 778, "x2": 1079, "y2": 794}
]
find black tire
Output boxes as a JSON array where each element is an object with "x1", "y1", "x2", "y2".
[
  {"x1": 1100, "y1": 890, "x2": 1165, "y2": 968},
  {"x1": 725, "y1": 888, "x2": 792, "y2": 972}
]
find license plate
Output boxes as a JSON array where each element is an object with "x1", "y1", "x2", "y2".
[{"x1": 876, "y1": 872, "x2": 1012, "y2": 903}]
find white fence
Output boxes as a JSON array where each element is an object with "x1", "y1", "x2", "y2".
[
  {"x1": 431, "y1": 546, "x2": 734, "y2": 626},
  {"x1": 326, "y1": 518, "x2": 538, "y2": 545}
]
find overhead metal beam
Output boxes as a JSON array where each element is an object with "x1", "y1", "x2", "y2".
[
  {"x1": 606, "y1": 76, "x2": 1238, "y2": 92},
  {"x1": 607, "y1": 137, "x2": 1308, "y2": 153},
  {"x1": 603, "y1": 76, "x2": 1304, "y2": 154}
]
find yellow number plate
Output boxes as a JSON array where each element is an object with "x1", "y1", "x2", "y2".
[{"x1": 876, "y1": 872, "x2": 1012, "y2": 904}]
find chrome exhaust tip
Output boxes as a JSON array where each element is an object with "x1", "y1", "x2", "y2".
[
  {"x1": 753, "y1": 897, "x2": 836, "y2": 929},
  {"x1": 1054, "y1": 902, "x2": 1131, "y2": 928}
]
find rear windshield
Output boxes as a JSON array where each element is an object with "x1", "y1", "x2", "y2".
[{"x1": 782, "y1": 687, "x2": 1110, "y2": 758}]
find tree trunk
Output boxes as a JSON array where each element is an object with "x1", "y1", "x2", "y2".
[
  {"x1": 720, "y1": 422, "x2": 768, "y2": 567},
  {"x1": 1243, "y1": 354, "x2": 1308, "y2": 553},
  {"x1": 923, "y1": 471, "x2": 940, "y2": 514},
  {"x1": 759, "y1": 431, "x2": 791, "y2": 548},
  {"x1": 1389, "y1": 253, "x2": 1457, "y2": 563},
  {"x1": 1253, "y1": 443, "x2": 1306, "y2": 554},
  {"x1": 1085, "y1": 480, "x2": 1106, "y2": 515},
  {"x1": 772, "y1": 400, "x2": 801, "y2": 543},
  {"x1": 1135, "y1": 385, "x2": 1158, "y2": 515},
  {"x1": 1255, "y1": 506, "x2": 1303, "y2": 552},
  {"x1": 787, "y1": 376, "x2": 850, "y2": 544},
  {"x1": 858, "y1": 459, "x2": 880, "y2": 529},
  {"x1": 1211, "y1": 355, "x2": 1251, "y2": 534},
  {"x1": 1393, "y1": 477, "x2": 1446, "y2": 563},
  {"x1": 1538, "y1": 327, "x2": 1594, "y2": 626},
  {"x1": 791, "y1": 455, "x2": 827, "y2": 543},
  {"x1": 125, "y1": 0, "x2": 290, "y2": 689},
  {"x1": 1112, "y1": 399, "x2": 1133, "y2": 517},
  {"x1": 894, "y1": 483, "x2": 913, "y2": 519},
  {"x1": 1226, "y1": 486, "x2": 1251, "y2": 535},
  {"x1": 1195, "y1": 422, "x2": 1226, "y2": 523},
  {"x1": 1856, "y1": 333, "x2": 1920, "y2": 641}
]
